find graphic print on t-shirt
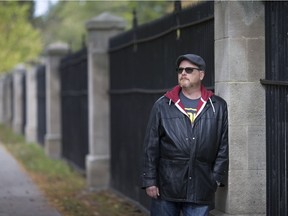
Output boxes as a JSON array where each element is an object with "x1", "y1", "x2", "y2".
[
  {"x1": 185, "y1": 107, "x2": 197, "y2": 123},
  {"x1": 179, "y1": 91, "x2": 200, "y2": 123}
]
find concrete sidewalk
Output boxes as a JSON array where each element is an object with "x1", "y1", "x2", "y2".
[{"x1": 0, "y1": 144, "x2": 61, "y2": 216}]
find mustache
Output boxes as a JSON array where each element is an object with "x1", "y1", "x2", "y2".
[{"x1": 180, "y1": 77, "x2": 189, "y2": 80}]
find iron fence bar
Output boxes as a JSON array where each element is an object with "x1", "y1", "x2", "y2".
[
  {"x1": 260, "y1": 79, "x2": 288, "y2": 86},
  {"x1": 110, "y1": 88, "x2": 168, "y2": 94},
  {"x1": 61, "y1": 90, "x2": 87, "y2": 97},
  {"x1": 109, "y1": 16, "x2": 213, "y2": 53},
  {"x1": 110, "y1": 86, "x2": 214, "y2": 95}
]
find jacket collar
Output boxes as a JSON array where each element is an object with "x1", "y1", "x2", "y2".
[{"x1": 164, "y1": 85, "x2": 214, "y2": 117}]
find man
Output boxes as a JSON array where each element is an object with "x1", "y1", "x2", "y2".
[{"x1": 141, "y1": 54, "x2": 229, "y2": 216}]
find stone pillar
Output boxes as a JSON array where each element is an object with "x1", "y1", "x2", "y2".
[
  {"x1": 212, "y1": 1, "x2": 266, "y2": 215},
  {"x1": 85, "y1": 13, "x2": 126, "y2": 188},
  {"x1": 44, "y1": 42, "x2": 69, "y2": 159},
  {"x1": 12, "y1": 64, "x2": 26, "y2": 134},
  {"x1": 25, "y1": 61, "x2": 38, "y2": 143}
]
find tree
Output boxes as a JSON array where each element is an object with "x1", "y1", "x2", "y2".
[
  {"x1": 35, "y1": 1, "x2": 174, "y2": 51},
  {"x1": 0, "y1": 1, "x2": 42, "y2": 73}
]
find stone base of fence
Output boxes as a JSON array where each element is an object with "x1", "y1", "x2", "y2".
[
  {"x1": 44, "y1": 134, "x2": 62, "y2": 159},
  {"x1": 25, "y1": 126, "x2": 37, "y2": 143},
  {"x1": 86, "y1": 155, "x2": 110, "y2": 189},
  {"x1": 210, "y1": 209, "x2": 265, "y2": 216}
]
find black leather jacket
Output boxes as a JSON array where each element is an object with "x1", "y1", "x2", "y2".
[{"x1": 142, "y1": 85, "x2": 228, "y2": 207}]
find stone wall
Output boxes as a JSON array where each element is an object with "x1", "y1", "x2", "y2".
[{"x1": 212, "y1": 1, "x2": 266, "y2": 215}]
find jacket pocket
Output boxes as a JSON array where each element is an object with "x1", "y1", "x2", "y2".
[
  {"x1": 158, "y1": 158, "x2": 189, "y2": 199},
  {"x1": 195, "y1": 162, "x2": 218, "y2": 201}
]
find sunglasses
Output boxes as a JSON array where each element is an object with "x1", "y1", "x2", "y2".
[{"x1": 176, "y1": 67, "x2": 201, "y2": 74}]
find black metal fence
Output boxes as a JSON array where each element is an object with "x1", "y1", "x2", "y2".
[
  {"x1": 109, "y1": 1, "x2": 214, "y2": 209},
  {"x1": 36, "y1": 64, "x2": 46, "y2": 145},
  {"x1": 21, "y1": 70, "x2": 26, "y2": 135},
  {"x1": 60, "y1": 48, "x2": 88, "y2": 170},
  {"x1": 262, "y1": 2, "x2": 288, "y2": 216}
]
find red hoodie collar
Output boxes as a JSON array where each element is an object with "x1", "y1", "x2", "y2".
[
  {"x1": 164, "y1": 85, "x2": 213, "y2": 102},
  {"x1": 164, "y1": 85, "x2": 214, "y2": 115}
]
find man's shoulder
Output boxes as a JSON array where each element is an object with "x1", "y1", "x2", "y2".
[
  {"x1": 211, "y1": 94, "x2": 227, "y2": 105},
  {"x1": 152, "y1": 95, "x2": 173, "y2": 110},
  {"x1": 155, "y1": 95, "x2": 169, "y2": 104}
]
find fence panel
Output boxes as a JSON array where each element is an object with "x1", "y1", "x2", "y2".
[
  {"x1": 264, "y1": 2, "x2": 288, "y2": 216},
  {"x1": 60, "y1": 48, "x2": 88, "y2": 170},
  {"x1": 36, "y1": 65, "x2": 46, "y2": 145},
  {"x1": 21, "y1": 71, "x2": 26, "y2": 135},
  {"x1": 109, "y1": 1, "x2": 214, "y2": 209}
]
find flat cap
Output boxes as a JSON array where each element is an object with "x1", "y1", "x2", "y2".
[{"x1": 176, "y1": 54, "x2": 206, "y2": 71}]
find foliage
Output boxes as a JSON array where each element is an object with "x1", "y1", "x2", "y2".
[
  {"x1": 0, "y1": 124, "x2": 147, "y2": 216},
  {"x1": 35, "y1": 1, "x2": 174, "y2": 51},
  {"x1": 127, "y1": 1, "x2": 174, "y2": 25},
  {"x1": 0, "y1": 1, "x2": 42, "y2": 73}
]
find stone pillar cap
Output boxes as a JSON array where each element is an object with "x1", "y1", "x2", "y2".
[
  {"x1": 86, "y1": 12, "x2": 126, "y2": 30},
  {"x1": 14, "y1": 64, "x2": 26, "y2": 73},
  {"x1": 45, "y1": 42, "x2": 70, "y2": 55}
]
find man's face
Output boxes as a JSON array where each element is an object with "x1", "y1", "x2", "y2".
[{"x1": 177, "y1": 60, "x2": 205, "y2": 89}]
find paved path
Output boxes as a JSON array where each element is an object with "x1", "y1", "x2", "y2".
[{"x1": 0, "y1": 144, "x2": 61, "y2": 216}]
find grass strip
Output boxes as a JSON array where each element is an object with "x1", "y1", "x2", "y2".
[{"x1": 0, "y1": 124, "x2": 92, "y2": 216}]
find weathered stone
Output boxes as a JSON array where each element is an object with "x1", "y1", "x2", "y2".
[
  {"x1": 213, "y1": 1, "x2": 266, "y2": 215},
  {"x1": 44, "y1": 42, "x2": 69, "y2": 159},
  {"x1": 85, "y1": 13, "x2": 126, "y2": 189}
]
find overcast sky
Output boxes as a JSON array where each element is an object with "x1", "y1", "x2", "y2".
[{"x1": 34, "y1": 0, "x2": 59, "y2": 16}]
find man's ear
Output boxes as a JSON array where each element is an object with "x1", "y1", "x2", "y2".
[{"x1": 200, "y1": 71, "x2": 205, "y2": 80}]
